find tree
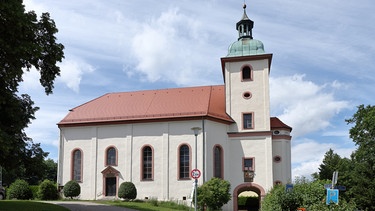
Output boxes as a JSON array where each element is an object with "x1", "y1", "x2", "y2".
[
  {"x1": 315, "y1": 149, "x2": 342, "y2": 180},
  {"x1": 197, "y1": 177, "x2": 231, "y2": 210},
  {"x1": 0, "y1": 0, "x2": 64, "y2": 172},
  {"x1": 63, "y1": 180, "x2": 80, "y2": 199},
  {"x1": 261, "y1": 179, "x2": 356, "y2": 211},
  {"x1": 43, "y1": 158, "x2": 58, "y2": 182},
  {"x1": 118, "y1": 182, "x2": 137, "y2": 200},
  {"x1": 7, "y1": 179, "x2": 33, "y2": 200},
  {"x1": 346, "y1": 104, "x2": 375, "y2": 210},
  {"x1": 38, "y1": 179, "x2": 59, "y2": 200},
  {"x1": 312, "y1": 149, "x2": 354, "y2": 201}
]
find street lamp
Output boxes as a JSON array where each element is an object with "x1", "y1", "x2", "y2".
[{"x1": 191, "y1": 127, "x2": 201, "y2": 211}]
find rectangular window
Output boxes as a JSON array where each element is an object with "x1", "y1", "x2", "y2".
[
  {"x1": 243, "y1": 158, "x2": 254, "y2": 171},
  {"x1": 243, "y1": 113, "x2": 253, "y2": 129}
]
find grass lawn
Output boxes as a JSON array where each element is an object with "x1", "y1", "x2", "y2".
[
  {"x1": 98, "y1": 200, "x2": 190, "y2": 211},
  {"x1": 0, "y1": 200, "x2": 69, "y2": 211}
]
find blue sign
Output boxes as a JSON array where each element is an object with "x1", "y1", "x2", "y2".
[
  {"x1": 326, "y1": 189, "x2": 339, "y2": 205},
  {"x1": 285, "y1": 184, "x2": 293, "y2": 192}
]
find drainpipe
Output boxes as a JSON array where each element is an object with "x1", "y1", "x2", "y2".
[{"x1": 201, "y1": 118, "x2": 206, "y2": 183}]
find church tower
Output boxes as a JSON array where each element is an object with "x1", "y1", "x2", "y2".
[{"x1": 221, "y1": 4, "x2": 272, "y2": 133}]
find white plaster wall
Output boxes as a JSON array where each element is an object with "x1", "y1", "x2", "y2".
[
  {"x1": 227, "y1": 135, "x2": 274, "y2": 191},
  {"x1": 272, "y1": 139, "x2": 292, "y2": 184},
  {"x1": 224, "y1": 59, "x2": 271, "y2": 133},
  {"x1": 59, "y1": 119, "x2": 280, "y2": 210}
]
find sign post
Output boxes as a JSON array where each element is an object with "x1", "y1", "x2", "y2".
[{"x1": 191, "y1": 169, "x2": 201, "y2": 211}]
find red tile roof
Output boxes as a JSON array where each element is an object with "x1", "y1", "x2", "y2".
[
  {"x1": 58, "y1": 85, "x2": 292, "y2": 131},
  {"x1": 270, "y1": 117, "x2": 292, "y2": 132},
  {"x1": 58, "y1": 85, "x2": 234, "y2": 126}
]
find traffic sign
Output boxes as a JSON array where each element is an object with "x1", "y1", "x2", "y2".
[
  {"x1": 326, "y1": 189, "x2": 339, "y2": 205},
  {"x1": 191, "y1": 169, "x2": 201, "y2": 179}
]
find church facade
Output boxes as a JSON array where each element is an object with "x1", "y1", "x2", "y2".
[{"x1": 57, "y1": 5, "x2": 292, "y2": 210}]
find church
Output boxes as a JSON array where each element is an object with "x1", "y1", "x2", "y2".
[{"x1": 57, "y1": 4, "x2": 292, "y2": 211}]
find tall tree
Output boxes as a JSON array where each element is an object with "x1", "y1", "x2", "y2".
[
  {"x1": 346, "y1": 104, "x2": 375, "y2": 210},
  {"x1": 0, "y1": 0, "x2": 64, "y2": 170},
  {"x1": 316, "y1": 148, "x2": 342, "y2": 180}
]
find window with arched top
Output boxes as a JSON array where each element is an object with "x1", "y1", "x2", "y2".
[
  {"x1": 142, "y1": 146, "x2": 153, "y2": 180},
  {"x1": 242, "y1": 66, "x2": 252, "y2": 81},
  {"x1": 106, "y1": 147, "x2": 117, "y2": 166},
  {"x1": 72, "y1": 149, "x2": 82, "y2": 182},
  {"x1": 179, "y1": 144, "x2": 190, "y2": 179},
  {"x1": 214, "y1": 145, "x2": 223, "y2": 179}
]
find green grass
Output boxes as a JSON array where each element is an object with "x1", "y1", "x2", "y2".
[
  {"x1": 98, "y1": 199, "x2": 190, "y2": 211},
  {"x1": 0, "y1": 200, "x2": 69, "y2": 211}
]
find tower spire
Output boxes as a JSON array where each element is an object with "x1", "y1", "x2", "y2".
[{"x1": 236, "y1": 3, "x2": 254, "y2": 40}]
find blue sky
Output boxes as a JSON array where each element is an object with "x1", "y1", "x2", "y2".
[{"x1": 21, "y1": 0, "x2": 375, "y2": 179}]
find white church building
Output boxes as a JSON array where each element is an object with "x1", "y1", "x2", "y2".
[{"x1": 57, "y1": 5, "x2": 292, "y2": 210}]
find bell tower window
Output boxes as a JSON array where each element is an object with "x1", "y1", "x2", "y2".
[
  {"x1": 243, "y1": 113, "x2": 253, "y2": 129},
  {"x1": 242, "y1": 66, "x2": 252, "y2": 81}
]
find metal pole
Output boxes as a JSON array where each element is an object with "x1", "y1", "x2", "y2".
[
  {"x1": 194, "y1": 134, "x2": 197, "y2": 211},
  {"x1": 191, "y1": 127, "x2": 201, "y2": 211}
]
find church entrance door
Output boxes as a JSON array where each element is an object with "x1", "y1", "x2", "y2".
[{"x1": 106, "y1": 177, "x2": 116, "y2": 196}]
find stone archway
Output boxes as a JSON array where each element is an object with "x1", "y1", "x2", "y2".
[{"x1": 233, "y1": 182, "x2": 266, "y2": 211}]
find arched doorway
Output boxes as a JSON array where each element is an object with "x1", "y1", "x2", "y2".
[
  {"x1": 233, "y1": 183, "x2": 265, "y2": 211},
  {"x1": 101, "y1": 166, "x2": 120, "y2": 197}
]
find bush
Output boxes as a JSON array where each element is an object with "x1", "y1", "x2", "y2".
[
  {"x1": 118, "y1": 181, "x2": 137, "y2": 200},
  {"x1": 197, "y1": 177, "x2": 231, "y2": 210},
  {"x1": 7, "y1": 179, "x2": 33, "y2": 200},
  {"x1": 63, "y1": 180, "x2": 80, "y2": 199},
  {"x1": 30, "y1": 185, "x2": 39, "y2": 199},
  {"x1": 38, "y1": 179, "x2": 59, "y2": 200}
]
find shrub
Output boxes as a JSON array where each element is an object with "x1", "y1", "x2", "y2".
[
  {"x1": 30, "y1": 185, "x2": 39, "y2": 199},
  {"x1": 63, "y1": 180, "x2": 80, "y2": 199},
  {"x1": 38, "y1": 179, "x2": 59, "y2": 200},
  {"x1": 118, "y1": 181, "x2": 137, "y2": 200},
  {"x1": 197, "y1": 177, "x2": 231, "y2": 210},
  {"x1": 7, "y1": 179, "x2": 33, "y2": 200}
]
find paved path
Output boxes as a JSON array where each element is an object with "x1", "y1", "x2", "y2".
[{"x1": 45, "y1": 201, "x2": 139, "y2": 211}]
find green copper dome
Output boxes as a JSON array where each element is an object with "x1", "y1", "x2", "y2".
[
  {"x1": 227, "y1": 4, "x2": 266, "y2": 57},
  {"x1": 227, "y1": 38, "x2": 265, "y2": 57}
]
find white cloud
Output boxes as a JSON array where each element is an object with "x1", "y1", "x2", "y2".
[
  {"x1": 291, "y1": 139, "x2": 355, "y2": 178},
  {"x1": 130, "y1": 7, "x2": 215, "y2": 86},
  {"x1": 270, "y1": 74, "x2": 350, "y2": 137},
  {"x1": 58, "y1": 58, "x2": 95, "y2": 93}
]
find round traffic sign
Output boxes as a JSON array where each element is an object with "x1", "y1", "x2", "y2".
[{"x1": 191, "y1": 169, "x2": 201, "y2": 179}]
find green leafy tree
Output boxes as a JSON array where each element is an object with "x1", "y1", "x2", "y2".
[
  {"x1": 312, "y1": 149, "x2": 354, "y2": 201},
  {"x1": 63, "y1": 180, "x2": 80, "y2": 199},
  {"x1": 315, "y1": 149, "x2": 342, "y2": 180},
  {"x1": 0, "y1": 0, "x2": 64, "y2": 172},
  {"x1": 118, "y1": 181, "x2": 137, "y2": 200},
  {"x1": 262, "y1": 179, "x2": 356, "y2": 211},
  {"x1": 346, "y1": 104, "x2": 375, "y2": 210},
  {"x1": 38, "y1": 179, "x2": 59, "y2": 200},
  {"x1": 43, "y1": 158, "x2": 58, "y2": 182},
  {"x1": 7, "y1": 179, "x2": 33, "y2": 200},
  {"x1": 197, "y1": 177, "x2": 231, "y2": 210}
]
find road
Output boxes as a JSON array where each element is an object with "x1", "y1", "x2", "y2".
[{"x1": 45, "y1": 201, "x2": 139, "y2": 211}]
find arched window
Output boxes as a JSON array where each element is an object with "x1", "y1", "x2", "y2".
[
  {"x1": 142, "y1": 146, "x2": 153, "y2": 180},
  {"x1": 242, "y1": 66, "x2": 252, "y2": 81},
  {"x1": 106, "y1": 147, "x2": 117, "y2": 166},
  {"x1": 213, "y1": 145, "x2": 223, "y2": 179},
  {"x1": 179, "y1": 144, "x2": 190, "y2": 179},
  {"x1": 72, "y1": 149, "x2": 82, "y2": 182}
]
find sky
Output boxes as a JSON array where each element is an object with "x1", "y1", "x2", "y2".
[{"x1": 20, "y1": 0, "x2": 375, "y2": 180}]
